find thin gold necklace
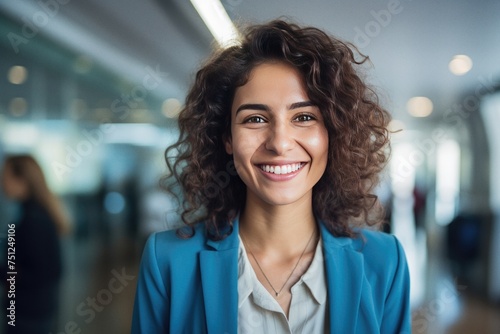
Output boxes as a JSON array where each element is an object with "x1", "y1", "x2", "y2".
[{"x1": 241, "y1": 229, "x2": 316, "y2": 299}]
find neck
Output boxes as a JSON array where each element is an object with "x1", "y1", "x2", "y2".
[{"x1": 239, "y1": 192, "x2": 318, "y2": 254}]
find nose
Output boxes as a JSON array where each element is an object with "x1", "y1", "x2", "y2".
[{"x1": 265, "y1": 122, "x2": 295, "y2": 155}]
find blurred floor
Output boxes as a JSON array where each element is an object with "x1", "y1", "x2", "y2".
[
  {"x1": 409, "y1": 225, "x2": 500, "y2": 334},
  {"x1": 55, "y1": 235, "x2": 140, "y2": 334},
  {"x1": 412, "y1": 289, "x2": 500, "y2": 333},
  {"x1": 51, "y1": 230, "x2": 499, "y2": 334}
]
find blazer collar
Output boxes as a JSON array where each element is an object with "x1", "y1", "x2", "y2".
[
  {"x1": 205, "y1": 217, "x2": 354, "y2": 250},
  {"x1": 200, "y1": 219, "x2": 364, "y2": 334},
  {"x1": 204, "y1": 217, "x2": 356, "y2": 250},
  {"x1": 205, "y1": 217, "x2": 240, "y2": 251}
]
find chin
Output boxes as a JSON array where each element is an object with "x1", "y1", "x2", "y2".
[{"x1": 262, "y1": 194, "x2": 306, "y2": 207}]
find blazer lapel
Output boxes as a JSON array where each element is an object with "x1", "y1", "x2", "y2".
[
  {"x1": 200, "y1": 222, "x2": 240, "y2": 334},
  {"x1": 199, "y1": 220, "x2": 365, "y2": 333},
  {"x1": 320, "y1": 224, "x2": 364, "y2": 334}
]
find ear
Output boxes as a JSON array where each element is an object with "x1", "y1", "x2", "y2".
[{"x1": 224, "y1": 135, "x2": 233, "y2": 155}]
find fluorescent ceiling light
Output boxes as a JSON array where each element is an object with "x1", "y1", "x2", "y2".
[{"x1": 190, "y1": 0, "x2": 240, "y2": 47}]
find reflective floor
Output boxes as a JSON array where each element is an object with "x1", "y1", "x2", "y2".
[
  {"x1": 409, "y1": 231, "x2": 500, "y2": 333},
  {"x1": 409, "y1": 253, "x2": 500, "y2": 334},
  {"x1": 412, "y1": 293, "x2": 500, "y2": 334},
  {"x1": 55, "y1": 236, "x2": 140, "y2": 334}
]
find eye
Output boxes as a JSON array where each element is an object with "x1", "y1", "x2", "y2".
[
  {"x1": 294, "y1": 114, "x2": 316, "y2": 122},
  {"x1": 243, "y1": 116, "x2": 266, "y2": 123}
]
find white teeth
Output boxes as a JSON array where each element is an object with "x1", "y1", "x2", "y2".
[{"x1": 260, "y1": 163, "x2": 303, "y2": 175}]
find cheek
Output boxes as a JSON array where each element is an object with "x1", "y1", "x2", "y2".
[
  {"x1": 230, "y1": 132, "x2": 265, "y2": 180},
  {"x1": 307, "y1": 128, "x2": 329, "y2": 161},
  {"x1": 307, "y1": 134, "x2": 327, "y2": 149},
  {"x1": 231, "y1": 131, "x2": 263, "y2": 159},
  {"x1": 232, "y1": 143, "x2": 256, "y2": 172}
]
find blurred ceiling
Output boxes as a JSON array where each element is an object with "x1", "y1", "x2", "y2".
[{"x1": 1, "y1": 0, "x2": 499, "y2": 127}]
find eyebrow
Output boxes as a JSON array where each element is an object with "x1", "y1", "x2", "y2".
[
  {"x1": 235, "y1": 103, "x2": 269, "y2": 114},
  {"x1": 235, "y1": 101, "x2": 315, "y2": 114},
  {"x1": 289, "y1": 101, "x2": 315, "y2": 109}
]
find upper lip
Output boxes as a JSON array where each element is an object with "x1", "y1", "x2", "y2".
[{"x1": 255, "y1": 161, "x2": 306, "y2": 166}]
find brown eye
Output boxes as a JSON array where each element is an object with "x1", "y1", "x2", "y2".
[
  {"x1": 244, "y1": 116, "x2": 266, "y2": 123},
  {"x1": 294, "y1": 114, "x2": 315, "y2": 122}
]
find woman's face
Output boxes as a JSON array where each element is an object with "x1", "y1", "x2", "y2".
[{"x1": 226, "y1": 62, "x2": 329, "y2": 207}]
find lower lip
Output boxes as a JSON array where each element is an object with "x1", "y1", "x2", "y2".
[{"x1": 257, "y1": 164, "x2": 305, "y2": 181}]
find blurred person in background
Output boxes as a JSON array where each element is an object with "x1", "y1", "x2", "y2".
[{"x1": 1, "y1": 155, "x2": 71, "y2": 333}]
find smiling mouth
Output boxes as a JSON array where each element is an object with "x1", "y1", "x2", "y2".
[{"x1": 258, "y1": 163, "x2": 305, "y2": 175}]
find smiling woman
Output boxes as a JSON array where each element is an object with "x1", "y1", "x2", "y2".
[
  {"x1": 131, "y1": 19, "x2": 410, "y2": 333},
  {"x1": 226, "y1": 62, "x2": 329, "y2": 209}
]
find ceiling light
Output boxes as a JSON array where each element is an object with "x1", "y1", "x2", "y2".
[
  {"x1": 190, "y1": 0, "x2": 240, "y2": 47},
  {"x1": 8, "y1": 65, "x2": 28, "y2": 84},
  {"x1": 162, "y1": 98, "x2": 182, "y2": 118},
  {"x1": 9, "y1": 97, "x2": 28, "y2": 116},
  {"x1": 407, "y1": 97, "x2": 433, "y2": 117},
  {"x1": 449, "y1": 55, "x2": 473, "y2": 76}
]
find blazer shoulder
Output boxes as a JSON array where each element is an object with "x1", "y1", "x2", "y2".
[
  {"x1": 145, "y1": 224, "x2": 209, "y2": 265},
  {"x1": 358, "y1": 229, "x2": 400, "y2": 250},
  {"x1": 355, "y1": 229, "x2": 407, "y2": 275},
  {"x1": 142, "y1": 226, "x2": 207, "y2": 269}
]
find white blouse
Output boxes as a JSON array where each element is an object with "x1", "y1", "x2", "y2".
[{"x1": 237, "y1": 235, "x2": 328, "y2": 333}]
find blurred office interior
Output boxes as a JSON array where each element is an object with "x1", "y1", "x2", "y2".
[{"x1": 0, "y1": 0, "x2": 499, "y2": 333}]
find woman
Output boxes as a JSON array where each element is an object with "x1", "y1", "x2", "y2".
[
  {"x1": 132, "y1": 20, "x2": 410, "y2": 333},
  {"x1": 1, "y1": 155, "x2": 70, "y2": 333}
]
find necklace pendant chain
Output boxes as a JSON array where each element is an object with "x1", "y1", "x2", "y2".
[{"x1": 242, "y1": 228, "x2": 316, "y2": 299}]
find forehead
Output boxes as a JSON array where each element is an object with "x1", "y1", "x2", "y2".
[{"x1": 232, "y1": 62, "x2": 309, "y2": 106}]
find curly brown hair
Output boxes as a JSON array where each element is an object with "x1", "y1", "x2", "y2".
[{"x1": 164, "y1": 19, "x2": 390, "y2": 239}]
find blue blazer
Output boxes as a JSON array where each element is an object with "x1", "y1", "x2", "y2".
[{"x1": 131, "y1": 220, "x2": 411, "y2": 333}]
